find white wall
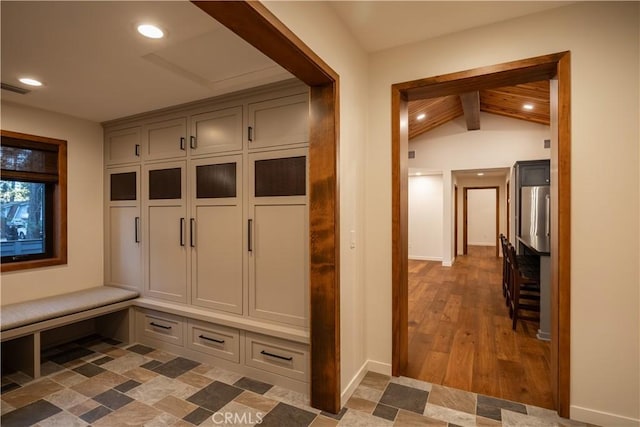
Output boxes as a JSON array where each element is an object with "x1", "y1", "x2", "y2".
[
  {"x1": 409, "y1": 113, "x2": 550, "y2": 170},
  {"x1": 408, "y1": 175, "x2": 443, "y2": 260},
  {"x1": 410, "y1": 113, "x2": 549, "y2": 264},
  {"x1": 261, "y1": 1, "x2": 370, "y2": 403},
  {"x1": 365, "y1": 2, "x2": 639, "y2": 425},
  {"x1": 467, "y1": 189, "x2": 496, "y2": 246},
  {"x1": 1, "y1": 101, "x2": 104, "y2": 304}
]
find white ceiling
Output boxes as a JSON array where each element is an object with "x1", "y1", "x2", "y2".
[
  {"x1": 1, "y1": 1, "x2": 571, "y2": 124},
  {"x1": 329, "y1": 1, "x2": 572, "y2": 52},
  {"x1": 0, "y1": 1, "x2": 292, "y2": 123}
]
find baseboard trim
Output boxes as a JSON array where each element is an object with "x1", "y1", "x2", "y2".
[
  {"x1": 408, "y1": 255, "x2": 442, "y2": 261},
  {"x1": 340, "y1": 360, "x2": 392, "y2": 406},
  {"x1": 570, "y1": 405, "x2": 639, "y2": 427}
]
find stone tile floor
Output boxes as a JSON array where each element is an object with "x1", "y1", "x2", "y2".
[{"x1": 0, "y1": 336, "x2": 596, "y2": 426}]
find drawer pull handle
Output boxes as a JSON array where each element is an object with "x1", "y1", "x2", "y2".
[
  {"x1": 180, "y1": 137, "x2": 186, "y2": 150},
  {"x1": 150, "y1": 322, "x2": 172, "y2": 330},
  {"x1": 199, "y1": 335, "x2": 224, "y2": 344},
  {"x1": 260, "y1": 350, "x2": 293, "y2": 361}
]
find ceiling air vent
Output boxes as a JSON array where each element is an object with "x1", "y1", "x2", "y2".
[
  {"x1": 408, "y1": 150, "x2": 416, "y2": 159},
  {"x1": 1, "y1": 83, "x2": 31, "y2": 95}
]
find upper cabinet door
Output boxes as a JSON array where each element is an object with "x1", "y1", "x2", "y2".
[
  {"x1": 247, "y1": 93, "x2": 309, "y2": 150},
  {"x1": 520, "y1": 161, "x2": 551, "y2": 186},
  {"x1": 105, "y1": 127, "x2": 142, "y2": 165},
  {"x1": 190, "y1": 106, "x2": 243, "y2": 155},
  {"x1": 143, "y1": 116, "x2": 187, "y2": 160}
]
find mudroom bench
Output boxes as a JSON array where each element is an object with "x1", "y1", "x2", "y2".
[{"x1": 0, "y1": 286, "x2": 139, "y2": 378}]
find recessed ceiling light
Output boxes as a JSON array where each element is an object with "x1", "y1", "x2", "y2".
[
  {"x1": 477, "y1": 172, "x2": 485, "y2": 176},
  {"x1": 416, "y1": 172, "x2": 422, "y2": 176},
  {"x1": 523, "y1": 103, "x2": 534, "y2": 110},
  {"x1": 137, "y1": 24, "x2": 164, "y2": 39},
  {"x1": 18, "y1": 77, "x2": 43, "y2": 87},
  {"x1": 416, "y1": 113, "x2": 426, "y2": 121}
]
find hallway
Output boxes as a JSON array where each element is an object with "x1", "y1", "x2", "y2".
[{"x1": 406, "y1": 246, "x2": 553, "y2": 409}]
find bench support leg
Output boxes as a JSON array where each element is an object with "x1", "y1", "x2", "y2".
[{"x1": 2, "y1": 333, "x2": 40, "y2": 378}]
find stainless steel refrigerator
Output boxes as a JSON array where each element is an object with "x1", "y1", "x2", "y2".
[{"x1": 519, "y1": 186, "x2": 550, "y2": 237}]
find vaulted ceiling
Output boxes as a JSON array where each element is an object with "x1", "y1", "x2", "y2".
[{"x1": 408, "y1": 80, "x2": 550, "y2": 139}]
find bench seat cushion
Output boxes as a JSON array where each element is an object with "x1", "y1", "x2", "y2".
[{"x1": 1, "y1": 287, "x2": 139, "y2": 332}]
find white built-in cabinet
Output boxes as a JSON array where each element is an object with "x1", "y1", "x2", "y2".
[
  {"x1": 190, "y1": 155, "x2": 243, "y2": 314},
  {"x1": 190, "y1": 106, "x2": 243, "y2": 155},
  {"x1": 105, "y1": 127, "x2": 141, "y2": 165},
  {"x1": 143, "y1": 160, "x2": 188, "y2": 303},
  {"x1": 247, "y1": 93, "x2": 309, "y2": 149},
  {"x1": 103, "y1": 81, "x2": 310, "y2": 392},
  {"x1": 248, "y1": 148, "x2": 308, "y2": 327},
  {"x1": 105, "y1": 165, "x2": 141, "y2": 289},
  {"x1": 143, "y1": 117, "x2": 188, "y2": 160}
]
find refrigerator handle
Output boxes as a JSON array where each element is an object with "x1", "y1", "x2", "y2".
[{"x1": 545, "y1": 194, "x2": 551, "y2": 236}]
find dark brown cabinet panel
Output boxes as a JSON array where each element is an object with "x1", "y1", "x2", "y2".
[
  {"x1": 255, "y1": 156, "x2": 306, "y2": 197},
  {"x1": 110, "y1": 172, "x2": 137, "y2": 201},
  {"x1": 196, "y1": 163, "x2": 237, "y2": 199},
  {"x1": 149, "y1": 168, "x2": 182, "y2": 200}
]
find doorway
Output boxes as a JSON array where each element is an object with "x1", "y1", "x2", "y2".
[
  {"x1": 392, "y1": 52, "x2": 571, "y2": 416},
  {"x1": 463, "y1": 187, "x2": 499, "y2": 258},
  {"x1": 194, "y1": 2, "x2": 341, "y2": 413}
]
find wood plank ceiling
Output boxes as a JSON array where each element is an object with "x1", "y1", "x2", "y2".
[{"x1": 408, "y1": 80, "x2": 550, "y2": 139}]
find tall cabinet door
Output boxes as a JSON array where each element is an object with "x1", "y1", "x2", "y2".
[
  {"x1": 248, "y1": 148, "x2": 309, "y2": 327},
  {"x1": 106, "y1": 166, "x2": 141, "y2": 290},
  {"x1": 144, "y1": 161, "x2": 188, "y2": 303},
  {"x1": 190, "y1": 155, "x2": 243, "y2": 314}
]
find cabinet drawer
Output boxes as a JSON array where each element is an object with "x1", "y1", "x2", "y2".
[
  {"x1": 186, "y1": 320, "x2": 240, "y2": 363},
  {"x1": 245, "y1": 333, "x2": 308, "y2": 382},
  {"x1": 137, "y1": 309, "x2": 184, "y2": 345}
]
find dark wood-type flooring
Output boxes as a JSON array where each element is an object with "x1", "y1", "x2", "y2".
[{"x1": 406, "y1": 245, "x2": 553, "y2": 409}]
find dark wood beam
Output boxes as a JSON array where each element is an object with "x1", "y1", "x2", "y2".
[
  {"x1": 459, "y1": 91, "x2": 480, "y2": 130},
  {"x1": 192, "y1": 1, "x2": 338, "y2": 86},
  {"x1": 399, "y1": 53, "x2": 565, "y2": 101}
]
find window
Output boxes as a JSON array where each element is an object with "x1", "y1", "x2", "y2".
[{"x1": 1, "y1": 130, "x2": 67, "y2": 271}]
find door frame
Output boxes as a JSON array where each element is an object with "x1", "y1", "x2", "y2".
[
  {"x1": 193, "y1": 1, "x2": 341, "y2": 413},
  {"x1": 391, "y1": 52, "x2": 571, "y2": 416},
  {"x1": 462, "y1": 186, "x2": 499, "y2": 257},
  {"x1": 454, "y1": 185, "x2": 458, "y2": 259}
]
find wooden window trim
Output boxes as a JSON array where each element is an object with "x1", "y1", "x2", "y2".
[{"x1": 1, "y1": 130, "x2": 68, "y2": 272}]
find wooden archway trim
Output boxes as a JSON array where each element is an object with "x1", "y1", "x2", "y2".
[
  {"x1": 392, "y1": 52, "x2": 571, "y2": 417},
  {"x1": 192, "y1": 1, "x2": 341, "y2": 413}
]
